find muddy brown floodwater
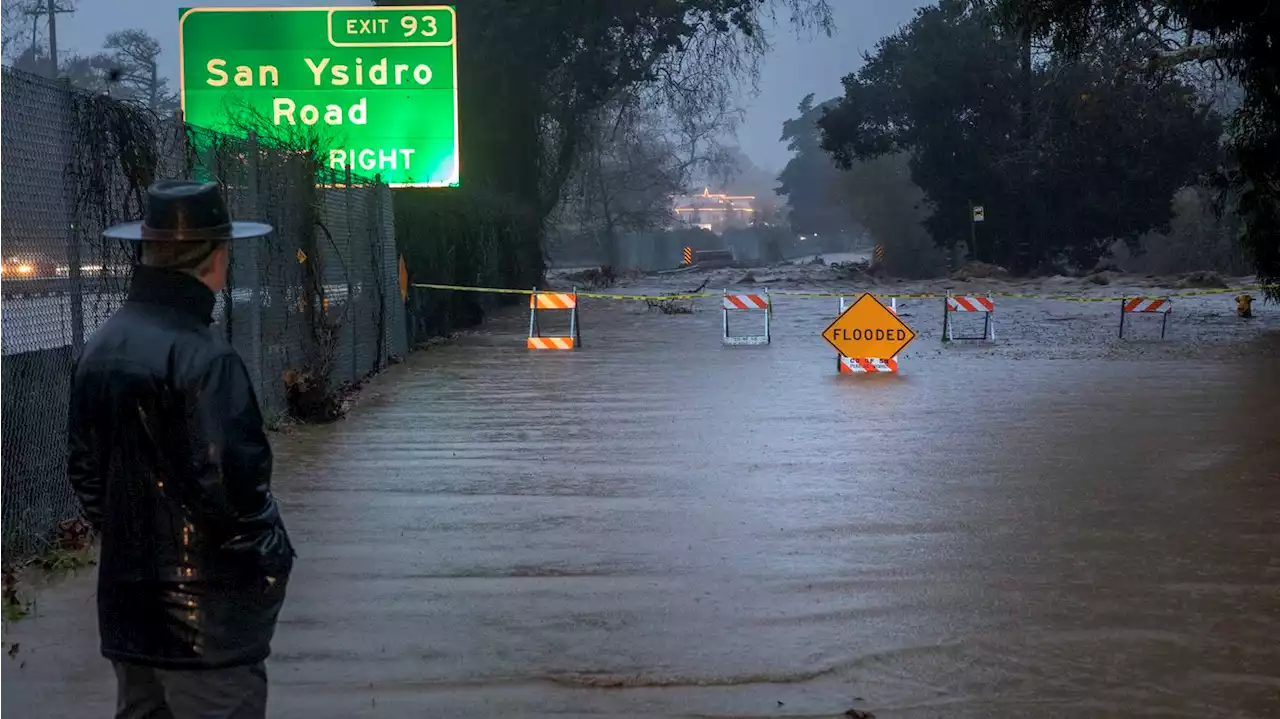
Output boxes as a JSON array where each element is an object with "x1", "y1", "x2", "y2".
[{"x1": 5, "y1": 281, "x2": 1280, "y2": 718}]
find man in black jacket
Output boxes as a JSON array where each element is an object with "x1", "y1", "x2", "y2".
[{"x1": 68, "y1": 180, "x2": 294, "y2": 719}]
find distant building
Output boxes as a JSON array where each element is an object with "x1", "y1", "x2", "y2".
[{"x1": 672, "y1": 188, "x2": 756, "y2": 234}]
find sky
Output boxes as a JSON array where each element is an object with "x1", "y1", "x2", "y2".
[{"x1": 50, "y1": 0, "x2": 929, "y2": 174}]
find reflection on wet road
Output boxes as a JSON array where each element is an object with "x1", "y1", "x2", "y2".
[{"x1": 6, "y1": 292, "x2": 1280, "y2": 717}]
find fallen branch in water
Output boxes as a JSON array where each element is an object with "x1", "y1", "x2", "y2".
[
  {"x1": 684, "y1": 277, "x2": 710, "y2": 294},
  {"x1": 645, "y1": 297, "x2": 694, "y2": 315}
]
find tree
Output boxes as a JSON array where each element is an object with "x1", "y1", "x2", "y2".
[
  {"x1": 59, "y1": 51, "x2": 115, "y2": 93},
  {"x1": 2, "y1": 0, "x2": 32, "y2": 61},
  {"x1": 1114, "y1": 185, "x2": 1250, "y2": 275},
  {"x1": 714, "y1": 147, "x2": 778, "y2": 206},
  {"x1": 818, "y1": 0, "x2": 1221, "y2": 272},
  {"x1": 524, "y1": 0, "x2": 831, "y2": 225},
  {"x1": 774, "y1": 95, "x2": 942, "y2": 274},
  {"x1": 555, "y1": 91, "x2": 693, "y2": 267},
  {"x1": 373, "y1": 0, "x2": 830, "y2": 328},
  {"x1": 11, "y1": 29, "x2": 177, "y2": 113},
  {"x1": 377, "y1": 0, "x2": 830, "y2": 224},
  {"x1": 775, "y1": 93, "x2": 848, "y2": 237},
  {"x1": 836, "y1": 152, "x2": 945, "y2": 278},
  {"x1": 555, "y1": 46, "x2": 746, "y2": 265},
  {"x1": 99, "y1": 30, "x2": 177, "y2": 114},
  {"x1": 10, "y1": 44, "x2": 114, "y2": 92},
  {"x1": 10, "y1": 43, "x2": 46, "y2": 74},
  {"x1": 993, "y1": 0, "x2": 1280, "y2": 293}
]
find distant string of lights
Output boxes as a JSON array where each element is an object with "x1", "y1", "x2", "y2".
[
  {"x1": 673, "y1": 187, "x2": 757, "y2": 213},
  {"x1": 2, "y1": 260, "x2": 113, "y2": 278},
  {"x1": 1, "y1": 262, "x2": 36, "y2": 276}
]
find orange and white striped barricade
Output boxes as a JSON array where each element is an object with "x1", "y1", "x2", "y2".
[
  {"x1": 839, "y1": 356, "x2": 899, "y2": 373},
  {"x1": 722, "y1": 289, "x2": 771, "y2": 346},
  {"x1": 943, "y1": 294, "x2": 995, "y2": 342},
  {"x1": 836, "y1": 295, "x2": 899, "y2": 373},
  {"x1": 1119, "y1": 297, "x2": 1171, "y2": 339},
  {"x1": 528, "y1": 288, "x2": 580, "y2": 350}
]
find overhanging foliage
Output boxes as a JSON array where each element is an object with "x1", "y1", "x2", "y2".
[{"x1": 817, "y1": 0, "x2": 1221, "y2": 272}]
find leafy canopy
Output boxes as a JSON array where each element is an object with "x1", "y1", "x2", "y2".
[
  {"x1": 818, "y1": 0, "x2": 1220, "y2": 271},
  {"x1": 993, "y1": 0, "x2": 1280, "y2": 290}
]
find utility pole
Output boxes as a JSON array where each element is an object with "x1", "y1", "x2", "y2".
[
  {"x1": 46, "y1": 0, "x2": 57, "y2": 77},
  {"x1": 1016, "y1": 9, "x2": 1034, "y2": 273},
  {"x1": 970, "y1": 200, "x2": 978, "y2": 261},
  {"x1": 23, "y1": 0, "x2": 72, "y2": 78},
  {"x1": 148, "y1": 61, "x2": 158, "y2": 109}
]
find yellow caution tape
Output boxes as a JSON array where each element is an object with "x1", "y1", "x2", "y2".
[
  {"x1": 771, "y1": 291, "x2": 948, "y2": 299},
  {"x1": 577, "y1": 291, "x2": 715, "y2": 301},
  {"x1": 412, "y1": 282, "x2": 1278, "y2": 303},
  {"x1": 411, "y1": 283, "x2": 537, "y2": 296},
  {"x1": 775, "y1": 285, "x2": 1279, "y2": 302},
  {"x1": 412, "y1": 283, "x2": 715, "y2": 301},
  {"x1": 981, "y1": 285, "x2": 1277, "y2": 301}
]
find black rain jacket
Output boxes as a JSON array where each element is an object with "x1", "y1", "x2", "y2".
[{"x1": 67, "y1": 264, "x2": 294, "y2": 669}]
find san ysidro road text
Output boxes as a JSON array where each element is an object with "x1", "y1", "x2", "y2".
[{"x1": 203, "y1": 56, "x2": 430, "y2": 174}]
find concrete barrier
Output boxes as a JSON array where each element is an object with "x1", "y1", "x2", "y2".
[{"x1": 694, "y1": 249, "x2": 734, "y2": 268}]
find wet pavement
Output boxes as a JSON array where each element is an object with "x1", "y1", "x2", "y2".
[{"x1": 5, "y1": 278, "x2": 1280, "y2": 718}]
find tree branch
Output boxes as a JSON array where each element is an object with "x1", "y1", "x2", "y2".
[{"x1": 1133, "y1": 41, "x2": 1225, "y2": 70}]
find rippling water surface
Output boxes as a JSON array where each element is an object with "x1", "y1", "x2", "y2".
[{"x1": 6, "y1": 291, "x2": 1279, "y2": 718}]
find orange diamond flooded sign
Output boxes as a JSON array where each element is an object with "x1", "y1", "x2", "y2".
[{"x1": 822, "y1": 293, "x2": 916, "y2": 359}]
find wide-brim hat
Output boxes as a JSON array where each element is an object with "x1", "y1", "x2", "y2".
[{"x1": 103, "y1": 180, "x2": 272, "y2": 241}]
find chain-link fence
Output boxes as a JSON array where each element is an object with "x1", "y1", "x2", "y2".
[{"x1": 1, "y1": 67, "x2": 407, "y2": 560}]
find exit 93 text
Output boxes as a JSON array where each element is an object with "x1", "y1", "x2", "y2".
[{"x1": 330, "y1": 8, "x2": 455, "y2": 46}]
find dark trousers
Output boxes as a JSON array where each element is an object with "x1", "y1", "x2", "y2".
[{"x1": 113, "y1": 661, "x2": 268, "y2": 719}]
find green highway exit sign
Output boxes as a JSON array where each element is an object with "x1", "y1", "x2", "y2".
[{"x1": 179, "y1": 6, "x2": 459, "y2": 188}]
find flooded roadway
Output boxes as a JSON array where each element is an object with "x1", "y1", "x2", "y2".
[{"x1": 5, "y1": 284, "x2": 1280, "y2": 717}]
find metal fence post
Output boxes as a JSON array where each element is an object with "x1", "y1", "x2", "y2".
[
  {"x1": 176, "y1": 111, "x2": 193, "y2": 177},
  {"x1": 214, "y1": 141, "x2": 234, "y2": 343},
  {"x1": 344, "y1": 164, "x2": 357, "y2": 382},
  {"x1": 61, "y1": 77, "x2": 84, "y2": 356},
  {"x1": 371, "y1": 173, "x2": 387, "y2": 369},
  {"x1": 245, "y1": 131, "x2": 264, "y2": 389}
]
